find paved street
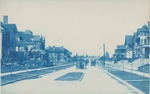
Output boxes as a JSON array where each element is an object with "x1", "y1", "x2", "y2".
[{"x1": 1, "y1": 65, "x2": 144, "y2": 94}]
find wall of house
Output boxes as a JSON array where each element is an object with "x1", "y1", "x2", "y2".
[{"x1": 126, "y1": 50, "x2": 132, "y2": 59}]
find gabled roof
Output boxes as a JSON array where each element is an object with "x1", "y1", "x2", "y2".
[
  {"x1": 137, "y1": 25, "x2": 149, "y2": 33},
  {"x1": 16, "y1": 32, "x2": 36, "y2": 46},
  {"x1": 24, "y1": 30, "x2": 33, "y2": 34},
  {"x1": 16, "y1": 32, "x2": 33, "y2": 42},
  {"x1": 1, "y1": 24, "x2": 18, "y2": 33},
  {"x1": 124, "y1": 35, "x2": 133, "y2": 45},
  {"x1": 32, "y1": 35, "x2": 42, "y2": 41},
  {"x1": 141, "y1": 25, "x2": 149, "y2": 31}
]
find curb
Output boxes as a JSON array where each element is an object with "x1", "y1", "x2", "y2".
[
  {"x1": 79, "y1": 73, "x2": 84, "y2": 81},
  {"x1": 99, "y1": 67, "x2": 145, "y2": 94},
  {"x1": 1, "y1": 74, "x2": 38, "y2": 86}
]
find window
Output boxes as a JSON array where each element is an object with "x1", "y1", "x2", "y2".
[
  {"x1": 144, "y1": 39, "x2": 148, "y2": 45},
  {"x1": 140, "y1": 39, "x2": 143, "y2": 45}
]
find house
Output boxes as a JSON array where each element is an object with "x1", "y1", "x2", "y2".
[
  {"x1": 45, "y1": 46, "x2": 72, "y2": 65},
  {"x1": 1, "y1": 16, "x2": 18, "y2": 58},
  {"x1": 114, "y1": 45, "x2": 127, "y2": 61},
  {"x1": 124, "y1": 35, "x2": 134, "y2": 59},
  {"x1": 16, "y1": 30, "x2": 45, "y2": 60},
  {"x1": 16, "y1": 31, "x2": 34, "y2": 52},
  {"x1": 32, "y1": 35, "x2": 45, "y2": 50},
  {"x1": 133, "y1": 24, "x2": 150, "y2": 58},
  {"x1": 0, "y1": 16, "x2": 46, "y2": 65},
  {"x1": 16, "y1": 31, "x2": 45, "y2": 51}
]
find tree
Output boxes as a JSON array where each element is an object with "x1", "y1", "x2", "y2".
[
  {"x1": 43, "y1": 52, "x2": 49, "y2": 62},
  {"x1": 17, "y1": 52, "x2": 27, "y2": 65}
]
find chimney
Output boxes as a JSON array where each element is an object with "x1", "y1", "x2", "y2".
[{"x1": 3, "y1": 15, "x2": 8, "y2": 24}]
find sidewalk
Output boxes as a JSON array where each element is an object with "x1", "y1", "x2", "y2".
[
  {"x1": 0, "y1": 63, "x2": 74, "y2": 76},
  {"x1": 1, "y1": 66, "x2": 144, "y2": 94},
  {"x1": 1, "y1": 64, "x2": 74, "y2": 86},
  {"x1": 107, "y1": 64, "x2": 150, "y2": 78},
  {"x1": 103, "y1": 65, "x2": 149, "y2": 94}
]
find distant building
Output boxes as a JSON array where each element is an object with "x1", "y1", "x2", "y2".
[
  {"x1": 114, "y1": 45, "x2": 126, "y2": 60},
  {"x1": 45, "y1": 46, "x2": 72, "y2": 65}
]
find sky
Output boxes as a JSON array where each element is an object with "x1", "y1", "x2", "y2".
[{"x1": 0, "y1": 0, "x2": 150, "y2": 56}]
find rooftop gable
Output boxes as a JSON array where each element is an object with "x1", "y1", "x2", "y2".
[
  {"x1": 137, "y1": 25, "x2": 149, "y2": 33},
  {"x1": 32, "y1": 35, "x2": 42, "y2": 41},
  {"x1": 24, "y1": 30, "x2": 33, "y2": 34},
  {"x1": 16, "y1": 32, "x2": 33, "y2": 42},
  {"x1": 141, "y1": 25, "x2": 149, "y2": 31}
]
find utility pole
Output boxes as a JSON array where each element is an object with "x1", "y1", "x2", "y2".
[{"x1": 103, "y1": 44, "x2": 105, "y2": 66}]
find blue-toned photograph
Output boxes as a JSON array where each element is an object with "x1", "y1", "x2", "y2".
[{"x1": 0, "y1": 0, "x2": 150, "y2": 94}]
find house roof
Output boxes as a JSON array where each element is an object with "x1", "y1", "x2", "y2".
[
  {"x1": 124, "y1": 35, "x2": 133, "y2": 45},
  {"x1": 141, "y1": 25, "x2": 149, "y2": 31},
  {"x1": 117, "y1": 45, "x2": 126, "y2": 49},
  {"x1": 1, "y1": 24, "x2": 18, "y2": 33},
  {"x1": 16, "y1": 31, "x2": 45, "y2": 47},
  {"x1": 32, "y1": 35, "x2": 42, "y2": 41},
  {"x1": 137, "y1": 25, "x2": 149, "y2": 33},
  {"x1": 46, "y1": 46, "x2": 70, "y2": 53},
  {"x1": 24, "y1": 30, "x2": 33, "y2": 34},
  {"x1": 16, "y1": 32, "x2": 33, "y2": 42}
]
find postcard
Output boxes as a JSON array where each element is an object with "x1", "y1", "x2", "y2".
[{"x1": 0, "y1": 0, "x2": 150, "y2": 94}]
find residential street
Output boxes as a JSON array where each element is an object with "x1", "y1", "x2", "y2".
[
  {"x1": 1, "y1": 1, "x2": 150, "y2": 94},
  {"x1": 1, "y1": 65, "x2": 144, "y2": 94}
]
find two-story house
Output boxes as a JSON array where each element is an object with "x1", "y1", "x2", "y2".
[
  {"x1": 134, "y1": 24, "x2": 149, "y2": 58},
  {"x1": 124, "y1": 35, "x2": 134, "y2": 59},
  {"x1": 16, "y1": 30, "x2": 45, "y2": 60},
  {"x1": 1, "y1": 16, "x2": 18, "y2": 58},
  {"x1": 114, "y1": 45, "x2": 127, "y2": 61}
]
